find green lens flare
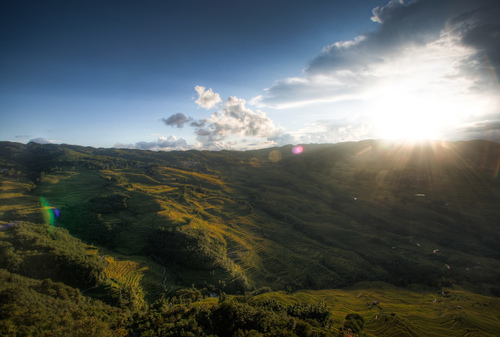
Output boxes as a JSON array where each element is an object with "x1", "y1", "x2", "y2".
[{"x1": 40, "y1": 196, "x2": 58, "y2": 232}]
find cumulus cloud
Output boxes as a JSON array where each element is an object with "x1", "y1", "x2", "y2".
[
  {"x1": 194, "y1": 85, "x2": 222, "y2": 109},
  {"x1": 114, "y1": 136, "x2": 189, "y2": 151},
  {"x1": 195, "y1": 96, "x2": 279, "y2": 143},
  {"x1": 160, "y1": 87, "x2": 282, "y2": 150},
  {"x1": 161, "y1": 113, "x2": 192, "y2": 128},
  {"x1": 252, "y1": 0, "x2": 500, "y2": 121}
]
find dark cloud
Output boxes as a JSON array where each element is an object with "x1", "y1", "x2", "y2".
[
  {"x1": 195, "y1": 128, "x2": 211, "y2": 137},
  {"x1": 371, "y1": 0, "x2": 405, "y2": 24},
  {"x1": 449, "y1": 2, "x2": 500, "y2": 93},
  {"x1": 162, "y1": 113, "x2": 192, "y2": 128},
  {"x1": 460, "y1": 120, "x2": 500, "y2": 143},
  {"x1": 190, "y1": 120, "x2": 206, "y2": 128},
  {"x1": 464, "y1": 120, "x2": 500, "y2": 133},
  {"x1": 457, "y1": 3, "x2": 500, "y2": 68},
  {"x1": 253, "y1": 0, "x2": 500, "y2": 112},
  {"x1": 305, "y1": 0, "x2": 458, "y2": 75}
]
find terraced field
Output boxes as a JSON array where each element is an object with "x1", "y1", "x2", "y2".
[
  {"x1": 83, "y1": 245, "x2": 167, "y2": 303},
  {"x1": 0, "y1": 177, "x2": 40, "y2": 224},
  {"x1": 257, "y1": 283, "x2": 500, "y2": 337},
  {"x1": 1, "y1": 140, "x2": 500, "y2": 335}
]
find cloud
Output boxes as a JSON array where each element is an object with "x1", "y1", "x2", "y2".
[
  {"x1": 160, "y1": 87, "x2": 282, "y2": 150},
  {"x1": 114, "y1": 136, "x2": 189, "y2": 151},
  {"x1": 448, "y1": 2, "x2": 500, "y2": 95},
  {"x1": 161, "y1": 113, "x2": 192, "y2": 128},
  {"x1": 460, "y1": 119, "x2": 500, "y2": 143},
  {"x1": 371, "y1": 0, "x2": 405, "y2": 24},
  {"x1": 267, "y1": 132, "x2": 297, "y2": 146},
  {"x1": 194, "y1": 85, "x2": 222, "y2": 109},
  {"x1": 195, "y1": 96, "x2": 279, "y2": 143},
  {"x1": 294, "y1": 118, "x2": 375, "y2": 144},
  {"x1": 189, "y1": 120, "x2": 206, "y2": 128},
  {"x1": 466, "y1": 120, "x2": 500, "y2": 132},
  {"x1": 28, "y1": 137, "x2": 57, "y2": 144},
  {"x1": 199, "y1": 99, "x2": 278, "y2": 145},
  {"x1": 252, "y1": 0, "x2": 500, "y2": 116}
]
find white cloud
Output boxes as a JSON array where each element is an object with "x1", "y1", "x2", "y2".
[
  {"x1": 194, "y1": 85, "x2": 222, "y2": 109},
  {"x1": 267, "y1": 132, "x2": 297, "y2": 146},
  {"x1": 195, "y1": 95, "x2": 280, "y2": 146},
  {"x1": 252, "y1": 0, "x2": 500, "y2": 141},
  {"x1": 159, "y1": 87, "x2": 283, "y2": 150},
  {"x1": 28, "y1": 137, "x2": 57, "y2": 144},
  {"x1": 293, "y1": 118, "x2": 375, "y2": 144},
  {"x1": 114, "y1": 135, "x2": 189, "y2": 151}
]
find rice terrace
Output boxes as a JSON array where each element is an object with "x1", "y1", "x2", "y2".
[{"x1": 1, "y1": 139, "x2": 500, "y2": 336}]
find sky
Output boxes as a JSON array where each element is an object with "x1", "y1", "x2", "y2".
[{"x1": 1, "y1": 0, "x2": 500, "y2": 151}]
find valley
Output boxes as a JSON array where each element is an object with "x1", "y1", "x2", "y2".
[{"x1": 1, "y1": 139, "x2": 499, "y2": 336}]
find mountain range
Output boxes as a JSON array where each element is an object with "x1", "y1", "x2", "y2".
[{"x1": 1, "y1": 139, "x2": 499, "y2": 336}]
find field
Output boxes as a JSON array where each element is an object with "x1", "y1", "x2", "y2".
[
  {"x1": 1, "y1": 140, "x2": 499, "y2": 335},
  {"x1": 255, "y1": 283, "x2": 500, "y2": 336}
]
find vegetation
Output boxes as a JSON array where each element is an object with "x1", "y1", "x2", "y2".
[
  {"x1": 1, "y1": 139, "x2": 500, "y2": 335},
  {"x1": 0, "y1": 222, "x2": 105, "y2": 289},
  {"x1": 0, "y1": 269, "x2": 130, "y2": 337},
  {"x1": 148, "y1": 226, "x2": 227, "y2": 270}
]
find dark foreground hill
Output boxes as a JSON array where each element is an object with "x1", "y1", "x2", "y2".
[{"x1": 1, "y1": 139, "x2": 500, "y2": 336}]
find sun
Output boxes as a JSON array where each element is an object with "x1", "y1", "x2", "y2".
[
  {"x1": 372, "y1": 92, "x2": 456, "y2": 142},
  {"x1": 375, "y1": 110, "x2": 442, "y2": 141}
]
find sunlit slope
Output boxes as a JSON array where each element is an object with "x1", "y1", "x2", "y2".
[
  {"x1": 256, "y1": 283, "x2": 500, "y2": 337},
  {"x1": 1, "y1": 139, "x2": 499, "y2": 295},
  {"x1": 203, "y1": 140, "x2": 500, "y2": 292}
]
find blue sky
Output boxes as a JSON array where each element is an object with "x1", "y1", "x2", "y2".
[{"x1": 1, "y1": 0, "x2": 499, "y2": 150}]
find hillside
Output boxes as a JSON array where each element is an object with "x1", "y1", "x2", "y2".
[{"x1": 1, "y1": 139, "x2": 500, "y2": 336}]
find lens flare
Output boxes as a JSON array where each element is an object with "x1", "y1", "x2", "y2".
[
  {"x1": 292, "y1": 145, "x2": 303, "y2": 154},
  {"x1": 268, "y1": 150, "x2": 282, "y2": 162},
  {"x1": 40, "y1": 196, "x2": 59, "y2": 232}
]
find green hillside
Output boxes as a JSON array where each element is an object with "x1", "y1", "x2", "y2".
[{"x1": 1, "y1": 139, "x2": 500, "y2": 336}]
